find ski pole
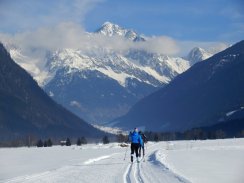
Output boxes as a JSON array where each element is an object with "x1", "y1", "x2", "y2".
[
  {"x1": 143, "y1": 144, "x2": 145, "y2": 158},
  {"x1": 123, "y1": 145, "x2": 129, "y2": 160},
  {"x1": 142, "y1": 143, "x2": 146, "y2": 161}
]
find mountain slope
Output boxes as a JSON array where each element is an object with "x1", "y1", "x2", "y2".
[
  {"x1": 0, "y1": 43, "x2": 103, "y2": 140},
  {"x1": 113, "y1": 40, "x2": 244, "y2": 131},
  {"x1": 196, "y1": 118, "x2": 244, "y2": 138}
]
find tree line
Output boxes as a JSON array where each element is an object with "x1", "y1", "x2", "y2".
[
  {"x1": 1, "y1": 128, "x2": 244, "y2": 147},
  {"x1": 36, "y1": 137, "x2": 88, "y2": 147},
  {"x1": 143, "y1": 129, "x2": 244, "y2": 142}
]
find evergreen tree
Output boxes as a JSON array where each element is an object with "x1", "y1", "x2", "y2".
[
  {"x1": 215, "y1": 130, "x2": 226, "y2": 139},
  {"x1": 80, "y1": 136, "x2": 87, "y2": 144},
  {"x1": 77, "y1": 138, "x2": 81, "y2": 146},
  {"x1": 102, "y1": 135, "x2": 109, "y2": 144},
  {"x1": 36, "y1": 139, "x2": 43, "y2": 147},
  {"x1": 154, "y1": 134, "x2": 159, "y2": 142},
  {"x1": 66, "y1": 138, "x2": 71, "y2": 146},
  {"x1": 43, "y1": 141, "x2": 48, "y2": 147},
  {"x1": 208, "y1": 131, "x2": 216, "y2": 139},
  {"x1": 146, "y1": 131, "x2": 154, "y2": 141},
  {"x1": 47, "y1": 139, "x2": 53, "y2": 147}
]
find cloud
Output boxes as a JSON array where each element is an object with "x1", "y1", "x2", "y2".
[
  {"x1": 0, "y1": 0, "x2": 233, "y2": 58},
  {"x1": 0, "y1": 0, "x2": 180, "y2": 55},
  {"x1": 11, "y1": 22, "x2": 86, "y2": 51},
  {"x1": 1, "y1": 19, "x2": 231, "y2": 61},
  {"x1": 135, "y1": 36, "x2": 180, "y2": 55},
  {"x1": 0, "y1": 21, "x2": 180, "y2": 56},
  {"x1": 177, "y1": 41, "x2": 229, "y2": 56},
  {"x1": 0, "y1": 0, "x2": 104, "y2": 33},
  {"x1": 0, "y1": 0, "x2": 231, "y2": 59}
]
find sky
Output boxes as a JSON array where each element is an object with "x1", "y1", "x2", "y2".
[
  {"x1": 84, "y1": 0, "x2": 244, "y2": 42},
  {"x1": 0, "y1": 0, "x2": 243, "y2": 55}
]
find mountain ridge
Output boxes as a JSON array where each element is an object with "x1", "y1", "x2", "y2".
[{"x1": 96, "y1": 22, "x2": 145, "y2": 41}]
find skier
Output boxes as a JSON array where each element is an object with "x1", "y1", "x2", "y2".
[
  {"x1": 138, "y1": 131, "x2": 147, "y2": 158},
  {"x1": 129, "y1": 128, "x2": 143, "y2": 163}
]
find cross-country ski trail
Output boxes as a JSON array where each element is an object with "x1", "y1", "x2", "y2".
[{"x1": 2, "y1": 143, "x2": 190, "y2": 183}]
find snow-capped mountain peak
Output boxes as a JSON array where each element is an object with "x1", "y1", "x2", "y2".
[
  {"x1": 186, "y1": 47, "x2": 213, "y2": 65},
  {"x1": 96, "y1": 22, "x2": 143, "y2": 41}
]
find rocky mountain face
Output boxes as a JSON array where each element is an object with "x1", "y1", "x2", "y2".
[
  {"x1": 0, "y1": 43, "x2": 103, "y2": 140},
  {"x1": 112, "y1": 40, "x2": 244, "y2": 132}
]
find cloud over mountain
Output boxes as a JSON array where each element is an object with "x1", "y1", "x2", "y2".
[{"x1": 0, "y1": 22, "x2": 179, "y2": 55}]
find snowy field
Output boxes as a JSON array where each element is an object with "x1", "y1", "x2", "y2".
[{"x1": 0, "y1": 138, "x2": 244, "y2": 183}]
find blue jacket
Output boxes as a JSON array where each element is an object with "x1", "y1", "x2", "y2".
[{"x1": 129, "y1": 131, "x2": 143, "y2": 147}]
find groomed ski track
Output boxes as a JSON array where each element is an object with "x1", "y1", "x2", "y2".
[{"x1": 2, "y1": 143, "x2": 191, "y2": 183}]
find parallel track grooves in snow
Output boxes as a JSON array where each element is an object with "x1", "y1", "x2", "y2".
[
  {"x1": 123, "y1": 164, "x2": 132, "y2": 183},
  {"x1": 121, "y1": 143, "x2": 191, "y2": 183},
  {"x1": 1, "y1": 147, "x2": 191, "y2": 183},
  {"x1": 136, "y1": 163, "x2": 145, "y2": 183}
]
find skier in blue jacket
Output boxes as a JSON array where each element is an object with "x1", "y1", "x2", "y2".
[{"x1": 129, "y1": 128, "x2": 143, "y2": 162}]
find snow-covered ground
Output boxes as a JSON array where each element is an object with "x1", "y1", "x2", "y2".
[{"x1": 0, "y1": 138, "x2": 244, "y2": 183}]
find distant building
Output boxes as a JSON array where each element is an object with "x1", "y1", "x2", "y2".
[{"x1": 60, "y1": 141, "x2": 66, "y2": 146}]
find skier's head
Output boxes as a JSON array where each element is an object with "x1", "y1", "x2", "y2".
[{"x1": 134, "y1": 128, "x2": 138, "y2": 133}]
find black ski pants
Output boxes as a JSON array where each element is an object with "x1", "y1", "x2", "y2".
[{"x1": 131, "y1": 143, "x2": 140, "y2": 157}]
